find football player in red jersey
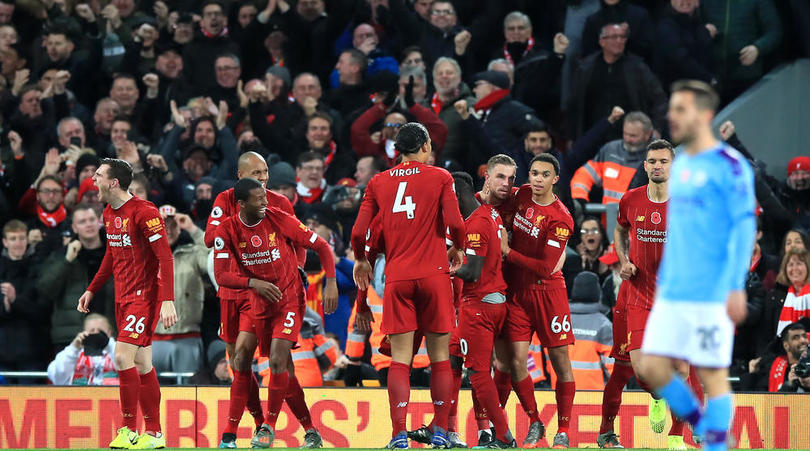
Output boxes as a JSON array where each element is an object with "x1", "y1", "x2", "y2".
[
  {"x1": 204, "y1": 152, "x2": 315, "y2": 449},
  {"x1": 78, "y1": 158, "x2": 177, "y2": 449},
  {"x1": 500, "y1": 154, "x2": 576, "y2": 449},
  {"x1": 597, "y1": 140, "x2": 703, "y2": 449},
  {"x1": 213, "y1": 177, "x2": 338, "y2": 449},
  {"x1": 450, "y1": 172, "x2": 517, "y2": 448},
  {"x1": 351, "y1": 122, "x2": 466, "y2": 449}
]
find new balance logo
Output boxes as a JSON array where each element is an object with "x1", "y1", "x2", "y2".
[
  {"x1": 396, "y1": 402, "x2": 408, "y2": 408},
  {"x1": 434, "y1": 401, "x2": 445, "y2": 406}
]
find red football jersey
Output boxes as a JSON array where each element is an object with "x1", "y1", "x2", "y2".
[
  {"x1": 351, "y1": 160, "x2": 466, "y2": 283},
  {"x1": 475, "y1": 187, "x2": 519, "y2": 229},
  {"x1": 504, "y1": 185, "x2": 574, "y2": 289},
  {"x1": 205, "y1": 187, "x2": 303, "y2": 299},
  {"x1": 462, "y1": 204, "x2": 507, "y2": 300},
  {"x1": 213, "y1": 207, "x2": 335, "y2": 319},
  {"x1": 88, "y1": 196, "x2": 174, "y2": 303},
  {"x1": 616, "y1": 185, "x2": 668, "y2": 309}
]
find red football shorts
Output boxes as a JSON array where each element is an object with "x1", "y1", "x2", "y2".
[
  {"x1": 255, "y1": 285, "x2": 305, "y2": 356},
  {"x1": 116, "y1": 298, "x2": 160, "y2": 347},
  {"x1": 610, "y1": 303, "x2": 651, "y2": 361},
  {"x1": 455, "y1": 300, "x2": 506, "y2": 372},
  {"x1": 504, "y1": 286, "x2": 575, "y2": 348},
  {"x1": 382, "y1": 273, "x2": 454, "y2": 335},
  {"x1": 219, "y1": 298, "x2": 255, "y2": 343}
]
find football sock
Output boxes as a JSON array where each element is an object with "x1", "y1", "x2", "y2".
[
  {"x1": 448, "y1": 366, "x2": 462, "y2": 432},
  {"x1": 225, "y1": 369, "x2": 251, "y2": 434},
  {"x1": 669, "y1": 411, "x2": 686, "y2": 436},
  {"x1": 139, "y1": 369, "x2": 162, "y2": 434},
  {"x1": 493, "y1": 368, "x2": 511, "y2": 407},
  {"x1": 688, "y1": 366, "x2": 705, "y2": 406},
  {"x1": 600, "y1": 363, "x2": 634, "y2": 434},
  {"x1": 470, "y1": 371, "x2": 510, "y2": 442},
  {"x1": 286, "y1": 375, "x2": 314, "y2": 430},
  {"x1": 656, "y1": 376, "x2": 702, "y2": 426},
  {"x1": 266, "y1": 371, "x2": 289, "y2": 429},
  {"x1": 512, "y1": 375, "x2": 541, "y2": 423},
  {"x1": 118, "y1": 367, "x2": 140, "y2": 430},
  {"x1": 247, "y1": 372, "x2": 265, "y2": 427},
  {"x1": 471, "y1": 389, "x2": 490, "y2": 430},
  {"x1": 430, "y1": 360, "x2": 452, "y2": 432},
  {"x1": 556, "y1": 380, "x2": 576, "y2": 433},
  {"x1": 700, "y1": 394, "x2": 731, "y2": 451},
  {"x1": 388, "y1": 361, "x2": 411, "y2": 437}
]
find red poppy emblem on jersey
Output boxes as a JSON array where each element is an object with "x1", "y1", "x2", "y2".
[
  {"x1": 114, "y1": 217, "x2": 122, "y2": 229},
  {"x1": 651, "y1": 211, "x2": 662, "y2": 225},
  {"x1": 251, "y1": 235, "x2": 262, "y2": 247},
  {"x1": 525, "y1": 207, "x2": 534, "y2": 220}
]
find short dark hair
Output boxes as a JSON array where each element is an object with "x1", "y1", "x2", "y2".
[
  {"x1": 71, "y1": 204, "x2": 98, "y2": 220},
  {"x1": 522, "y1": 119, "x2": 549, "y2": 139},
  {"x1": 529, "y1": 153, "x2": 560, "y2": 176},
  {"x1": 781, "y1": 322, "x2": 807, "y2": 342},
  {"x1": 486, "y1": 154, "x2": 516, "y2": 172},
  {"x1": 201, "y1": 0, "x2": 225, "y2": 13},
  {"x1": 234, "y1": 177, "x2": 264, "y2": 202},
  {"x1": 362, "y1": 155, "x2": 388, "y2": 173},
  {"x1": 45, "y1": 24, "x2": 74, "y2": 42},
  {"x1": 297, "y1": 151, "x2": 324, "y2": 168},
  {"x1": 100, "y1": 158, "x2": 133, "y2": 190},
  {"x1": 647, "y1": 139, "x2": 675, "y2": 158},
  {"x1": 2, "y1": 219, "x2": 27, "y2": 238},
  {"x1": 451, "y1": 171, "x2": 474, "y2": 195},
  {"x1": 111, "y1": 72, "x2": 137, "y2": 86},
  {"x1": 342, "y1": 48, "x2": 368, "y2": 74},
  {"x1": 671, "y1": 79, "x2": 720, "y2": 113},
  {"x1": 308, "y1": 111, "x2": 333, "y2": 127},
  {"x1": 395, "y1": 122, "x2": 429, "y2": 154},
  {"x1": 36, "y1": 174, "x2": 62, "y2": 191}
]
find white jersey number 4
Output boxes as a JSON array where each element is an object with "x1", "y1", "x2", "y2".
[{"x1": 392, "y1": 181, "x2": 416, "y2": 219}]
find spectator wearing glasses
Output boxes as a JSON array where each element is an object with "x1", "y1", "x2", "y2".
[
  {"x1": 296, "y1": 151, "x2": 338, "y2": 206},
  {"x1": 568, "y1": 23, "x2": 667, "y2": 140},
  {"x1": 351, "y1": 71, "x2": 447, "y2": 165},
  {"x1": 581, "y1": 0, "x2": 655, "y2": 64},
  {"x1": 17, "y1": 150, "x2": 70, "y2": 257},
  {"x1": 575, "y1": 216, "x2": 611, "y2": 283}
]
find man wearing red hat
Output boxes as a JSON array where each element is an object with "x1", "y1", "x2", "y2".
[{"x1": 779, "y1": 156, "x2": 810, "y2": 229}]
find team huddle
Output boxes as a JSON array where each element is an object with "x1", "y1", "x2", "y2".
[{"x1": 77, "y1": 79, "x2": 754, "y2": 451}]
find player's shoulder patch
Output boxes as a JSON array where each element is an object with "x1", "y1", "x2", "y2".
[
  {"x1": 214, "y1": 236, "x2": 225, "y2": 250},
  {"x1": 211, "y1": 206, "x2": 224, "y2": 219}
]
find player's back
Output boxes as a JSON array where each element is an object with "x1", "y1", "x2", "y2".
[
  {"x1": 462, "y1": 204, "x2": 507, "y2": 300},
  {"x1": 658, "y1": 144, "x2": 755, "y2": 303},
  {"x1": 365, "y1": 161, "x2": 460, "y2": 282},
  {"x1": 506, "y1": 185, "x2": 574, "y2": 289},
  {"x1": 617, "y1": 185, "x2": 668, "y2": 308},
  {"x1": 102, "y1": 196, "x2": 166, "y2": 301}
]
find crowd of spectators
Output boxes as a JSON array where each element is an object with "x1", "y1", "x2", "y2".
[{"x1": 0, "y1": 0, "x2": 809, "y2": 389}]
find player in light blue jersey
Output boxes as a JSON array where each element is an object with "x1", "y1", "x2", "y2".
[{"x1": 638, "y1": 80, "x2": 756, "y2": 451}]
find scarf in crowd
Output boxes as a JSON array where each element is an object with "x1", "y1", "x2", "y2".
[
  {"x1": 37, "y1": 203, "x2": 67, "y2": 228},
  {"x1": 430, "y1": 92, "x2": 443, "y2": 115},
  {"x1": 473, "y1": 89, "x2": 510, "y2": 114},
  {"x1": 201, "y1": 26, "x2": 229, "y2": 38},
  {"x1": 503, "y1": 37, "x2": 534, "y2": 66},
  {"x1": 769, "y1": 355, "x2": 789, "y2": 392},
  {"x1": 297, "y1": 179, "x2": 327, "y2": 204},
  {"x1": 320, "y1": 141, "x2": 337, "y2": 171}
]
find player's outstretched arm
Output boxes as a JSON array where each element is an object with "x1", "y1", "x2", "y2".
[{"x1": 85, "y1": 245, "x2": 113, "y2": 300}]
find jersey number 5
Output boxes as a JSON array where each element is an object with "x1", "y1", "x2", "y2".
[{"x1": 393, "y1": 182, "x2": 416, "y2": 219}]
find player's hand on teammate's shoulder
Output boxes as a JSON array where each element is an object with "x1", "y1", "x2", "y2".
[
  {"x1": 323, "y1": 278, "x2": 338, "y2": 314},
  {"x1": 249, "y1": 278, "x2": 283, "y2": 302},
  {"x1": 160, "y1": 301, "x2": 178, "y2": 328},
  {"x1": 620, "y1": 262, "x2": 638, "y2": 280},
  {"x1": 726, "y1": 290, "x2": 748, "y2": 325},
  {"x1": 355, "y1": 311, "x2": 373, "y2": 333},
  {"x1": 353, "y1": 259, "x2": 373, "y2": 290},
  {"x1": 77, "y1": 290, "x2": 93, "y2": 313}
]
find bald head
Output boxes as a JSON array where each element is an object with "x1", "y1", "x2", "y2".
[{"x1": 237, "y1": 152, "x2": 269, "y2": 187}]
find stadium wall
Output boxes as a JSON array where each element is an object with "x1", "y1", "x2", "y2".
[{"x1": 0, "y1": 387, "x2": 808, "y2": 449}]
